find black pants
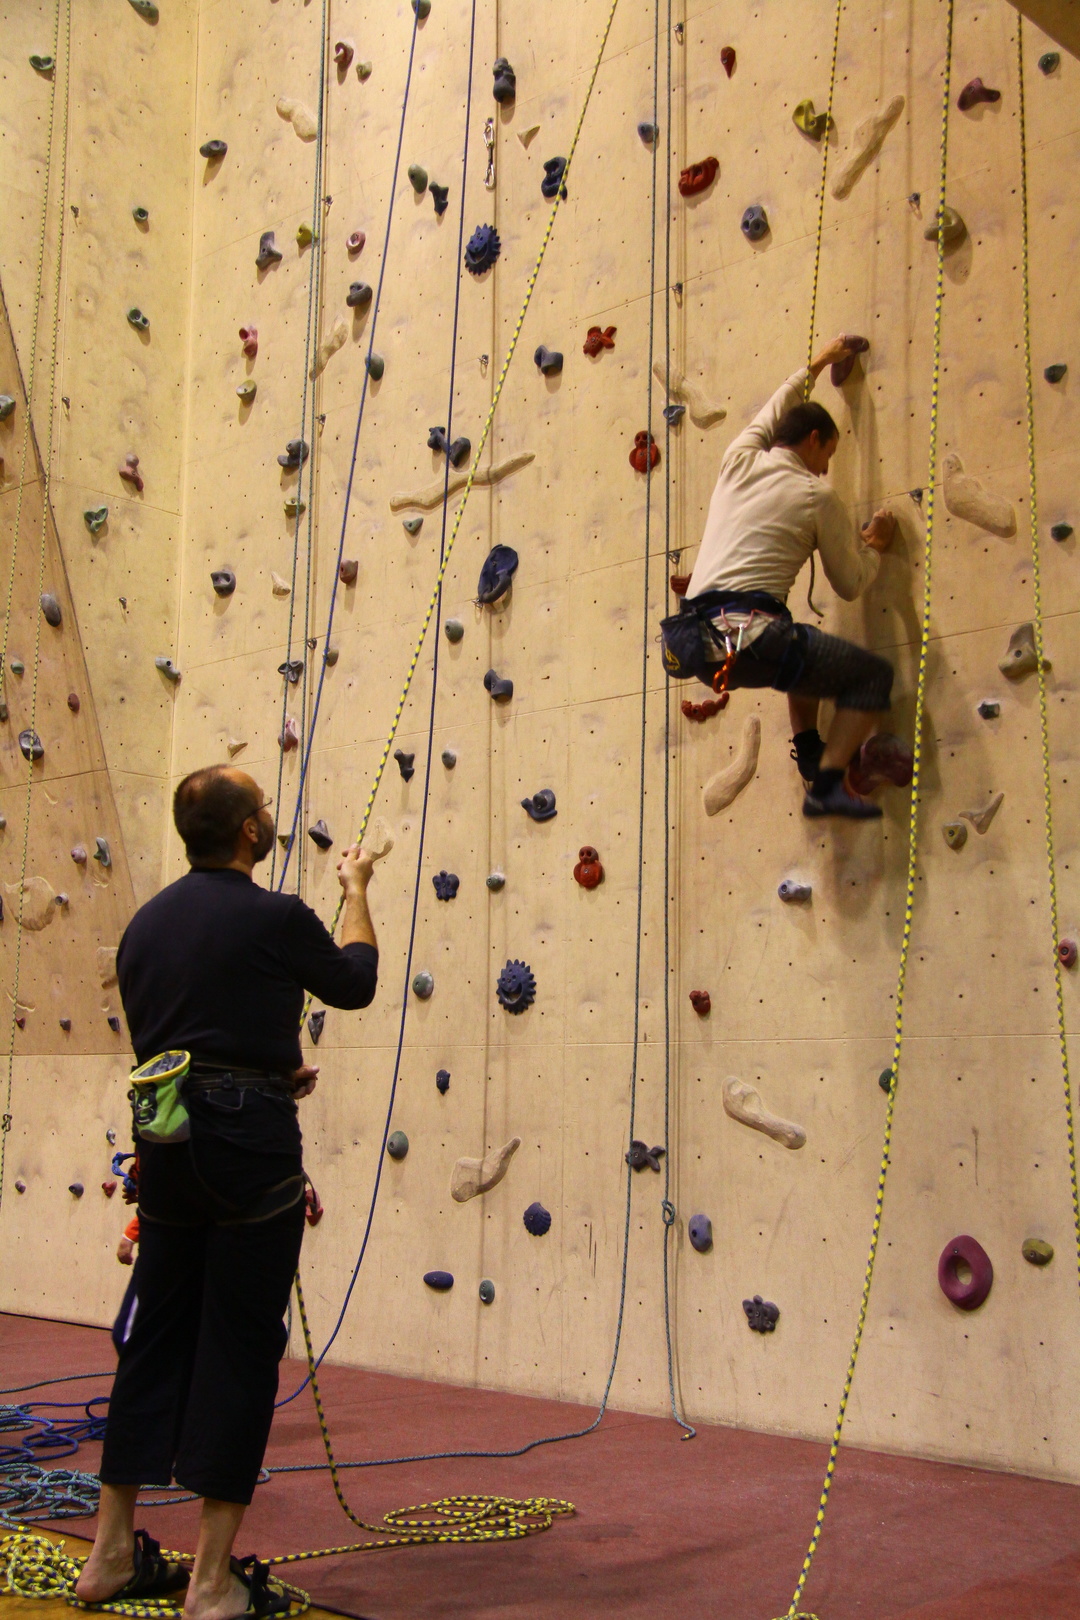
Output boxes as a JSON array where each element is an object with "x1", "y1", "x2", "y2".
[
  {"x1": 687, "y1": 595, "x2": 893, "y2": 712},
  {"x1": 99, "y1": 1135, "x2": 306, "y2": 1504}
]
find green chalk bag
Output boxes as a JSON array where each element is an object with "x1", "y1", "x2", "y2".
[{"x1": 128, "y1": 1049, "x2": 191, "y2": 1143}]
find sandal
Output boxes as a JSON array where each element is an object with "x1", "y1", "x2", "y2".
[
  {"x1": 91, "y1": 1529, "x2": 190, "y2": 1604},
  {"x1": 229, "y1": 1556, "x2": 290, "y2": 1619}
]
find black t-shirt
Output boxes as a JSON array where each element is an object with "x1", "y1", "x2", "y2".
[{"x1": 117, "y1": 868, "x2": 378, "y2": 1164}]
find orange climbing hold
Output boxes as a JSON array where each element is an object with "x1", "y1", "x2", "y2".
[
  {"x1": 583, "y1": 325, "x2": 616, "y2": 356},
  {"x1": 678, "y1": 157, "x2": 719, "y2": 197},
  {"x1": 629, "y1": 430, "x2": 659, "y2": 473}
]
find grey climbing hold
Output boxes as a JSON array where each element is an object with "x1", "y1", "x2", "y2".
[
  {"x1": 0, "y1": 396, "x2": 16, "y2": 420},
  {"x1": 408, "y1": 164, "x2": 429, "y2": 193},
  {"x1": 977, "y1": 700, "x2": 1000, "y2": 719},
  {"x1": 523, "y1": 1201, "x2": 551, "y2": 1236},
  {"x1": 431, "y1": 184, "x2": 449, "y2": 216},
  {"x1": 424, "y1": 1272, "x2": 454, "y2": 1291},
  {"x1": 878, "y1": 1068, "x2": 894, "y2": 1094},
  {"x1": 484, "y1": 668, "x2": 513, "y2": 701},
  {"x1": 441, "y1": 749, "x2": 456, "y2": 768},
  {"x1": 211, "y1": 569, "x2": 235, "y2": 596},
  {"x1": 155, "y1": 656, "x2": 181, "y2": 682},
  {"x1": 999, "y1": 622, "x2": 1044, "y2": 680},
  {"x1": 486, "y1": 871, "x2": 505, "y2": 891},
  {"x1": 413, "y1": 971, "x2": 434, "y2": 999},
  {"x1": 534, "y1": 345, "x2": 563, "y2": 375},
  {"x1": 387, "y1": 1130, "x2": 410, "y2": 1160},
  {"x1": 479, "y1": 1279, "x2": 496, "y2": 1303},
  {"x1": 689, "y1": 1214, "x2": 713, "y2": 1252},
  {"x1": 132, "y1": 206, "x2": 149, "y2": 224},
  {"x1": 11, "y1": 658, "x2": 25, "y2": 675},
  {"x1": 637, "y1": 121, "x2": 659, "y2": 143},
  {"x1": 394, "y1": 749, "x2": 415, "y2": 782},
  {"x1": 493, "y1": 57, "x2": 516, "y2": 103},
  {"x1": 29, "y1": 55, "x2": 54, "y2": 73},
  {"x1": 1051, "y1": 523, "x2": 1073, "y2": 541},
  {"x1": 464, "y1": 224, "x2": 501, "y2": 274},
  {"x1": 541, "y1": 156, "x2": 568, "y2": 199},
  {"x1": 308, "y1": 1010, "x2": 325, "y2": 1044},
  {"x1": 324, "y1": 645, "x2": 339, "y2": 666},
  {"x1": 521, "y1": 789, "x2": 556, "y2": 822},
  {"x1": 69, "y1": 1182, "x2": 84, "y2": 1197},
  {"x1": 743, "y1": 1296, "x2": 780, "y2": 1333},
  {"x1": 339, "y1": 559, "x2": 359, "y2": 586},
  {"x1": 444, "y1": 618, "x2": 464, "y2": 642},
  {"x1": 403, "y1": 517, "x2": 423, "y2": 536},
  {"x1": 663, "y1": 403, "x2": 686, "y2": 426},
  {"x1": 923, "y1": 206, "x2": 966, "y2": 246},
  {"x1": 200, "y1": 139, "x2": 227, "y2": 160},
  {"x1": 497, "y1": 959, "x2": 536, "y2": 1013},
  {"x1": 278, "y1": 659, "x2": 304, "y2": 684},
  {"x1": 477, "y1": 543, "x2": 519, "y2": 603},
  {"x1": 346, "y1": 282, "x2": 373, "y2": 309},
  {"x1": 1023, "y1": 1237, "x2": 1054, "y2": 1265},
  {"x1": 308, "y1": 820, "x2": 333, "y2": 851},
  {"x1": 1044, "y1": 363, "x2": 1067, "y2": 384},
  {"x1": 18, "y1": 731, "x2": 43, "y2": 762},
  {"x1": 428, "y1": 427, "x2": 472, "y2": 467},
  {"x1": 778, "y1": 879, "x2": 811, "y2": 903},
  {"x1": 107, "y1": 1016, "x2": 121, "y2": 1033},
  {"x1": 626, "y1": 1140, "x2": 665, "y2": 1172},
  {"x1": 278, "y1": 439, "x2": 309, "y2": 469},
  {"x1": 741, "y1": 205, "x2": 769, "y2": 241},
  {"x1": 1038, "y1": 52, "x2": 1060, "y2": 74},
  {"x1": 436, "y1": 1068, "x2": 450, "y2": 1093},
  {"x1": 236, "y1": 380, "x2": 256, "y2": 402},
  {"x1": 127, "y1": 308, "x2": 150, "y2": 331},
  {"x1": 433, "y1": 870, "x2": 459, "y2": 900},
  {"x1": 94, "y1": 837, "x2": 111, "y2": 867},
  {"x1": 366, "y1": 353, "x2": 385, "y2": 380},
  {"x1": 40, "y1": 593, "x2": 61, "y2": 626},
  {"x1": 256, "y1": 231, "x2": 283, "y2": 270},
  {"x1": 942, "y1": 821, "x2": 968, "y2": 850}
]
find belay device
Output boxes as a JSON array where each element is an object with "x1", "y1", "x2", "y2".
[{"x1": 128, "y1": 1049, "x2": 192, "y2": 1143}]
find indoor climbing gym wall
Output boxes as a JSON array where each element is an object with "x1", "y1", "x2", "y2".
[{"x1": 3, "y1": 0, "x2": 1080, "y2": 1493}]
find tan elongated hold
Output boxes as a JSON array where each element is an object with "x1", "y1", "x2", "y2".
[
  {"x1": 364, "y1": 816, "x2": 394, "y2": 863},
  {"x1": 831, "y1": 94, "x2": 905, "y2": 199},
  {"x1": 722, "y1": 1076, "x2": 806, "y2": 1150},
  {"x1": 451, "y1": 1136, "x2": 522, "y2": 1202},
  {"x1": 390, "y1": 452, "x2": 535, "y2": 512},
  {"x1": 271, "y1": 572, "x2": 291, "y2": 597},
  {"x1": 942, "y1": 452, "x2": 1016, "y2": 538},
  {"x1": 703, "y1": 714, "x2": 760, "y2": 816},
  {"x1": 311, "y1": 312, "x2": 349, "y2": 378},
  {"x1": 961, "y1": 792, "x2": 1003, "y2": 835},
  {"x1": 96, "y1": 946, "x2": 119, "y2": 988},
  {"x1": 276, "y1": 97, "x2": 318, "y2": 140},
  {"x1": 653, "y1": 361, "x2": 726, "y2": 428}
]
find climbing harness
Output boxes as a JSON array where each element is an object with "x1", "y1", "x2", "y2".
[
  {"x1": 775, "y1": 5, "x2": 954, "y2": 1615},
  {"x1": 1014, "y1": 23, "x2": 1080, "y2": 1288}
]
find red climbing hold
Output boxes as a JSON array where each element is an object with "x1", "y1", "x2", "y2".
[
  {"x1": 957, "y1": 77, "x2": 1001, "y2": 111},
  {"x1": 669, "y1": 575, "x2": 691, "y2": 597},
  {"x1": 305, "y1": 1181, "x2": 324, "y2": 1225},
  {"x1": 629, "y1": 430, "x2": 660, "y2": 473},
  {"x1": 118, "y1": 453, "x2": 143, "y2": 492},
  {"x1": 689, "y1": 990, "x2": 711, "y2": 1016},
  {"x1": 720, "y1": 46, "x2": 735, "y2": 77},
  {"x1": 339, "y1": 558, "x2": 359, "y2": 586},
  {"x1": 682, "y1": 697, "x2": 725, "y2": 722},
  {"x1": 938, "y1": 1234, "x2": 993, "y2": 1311},
  {"x1": 102, "y1": 1180, "x2": 117, "y2": 1197},
  {"x1": 573, "y1": 846, "x2": 604, "y2": 889},
  {"x1": 678, "y1": 157, "x2": 719, "y2": 197},
  {"x1": 67, "y1": 692, "x2": 80, "y2": 712},
  {"x1": 1058, "y1": 939, "x2": 1077, "y2": 969},
  {"x1": 239, "y1": 325, "x2": 258, "y2": 358},
  {"x1": 583, "y1": 325, "x2": 616, "y2": 357}
]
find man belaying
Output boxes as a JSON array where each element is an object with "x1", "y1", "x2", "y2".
[
  {"x1": 663, "y1": 334, "x2": 910, "y2": 818},
  {"x1": 75, "y1": 766, "x2": 380, "y2": 1620}
]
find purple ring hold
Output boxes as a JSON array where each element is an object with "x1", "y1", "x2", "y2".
[{"x1": 938, "y1": 1234, "x2": 993, "y2": 1311}]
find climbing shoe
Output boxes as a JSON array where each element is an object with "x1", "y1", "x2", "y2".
[
  {"x1": 790, "y1": 728, "x2": 824, "y2": 785},
  {"x1": 847, "y1": 732, "x2": 914, "y2": 796},
  {"x1": 803, "y1": 779, "x2": 883, "y2": 820}
]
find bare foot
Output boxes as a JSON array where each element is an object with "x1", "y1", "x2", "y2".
[
  {"x1": 183, "y1": 1573, "x2": 251, "y2": 1620},
  {"x1": 74, "y1": 1547, "x2": 134, "y2": 1603}
]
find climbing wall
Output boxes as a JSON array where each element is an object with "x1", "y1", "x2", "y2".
[{"x1": 3, "y1": 0, "x2": 1080, "y2": 1485}]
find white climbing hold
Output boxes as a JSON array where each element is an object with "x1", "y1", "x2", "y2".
[
  {"x1": 652, "y1": 361, "x2": 726, "y2": 429},
  {"x1": 389, "y1": 452, "x2": 535, "y2": 513},
  {"x1": 960, "y1": 792, "x2": 1003, "y2": 835},
  {"x1": 276, "y1": 97, "x2": 318, "y2": 141},
  {"x1": 96, "y1": 946, "x2": 119, "y2": 987},
  {"x1": 226, "y1": 737, "x2": 247, "y2": 758},
  {"x1": 941, "y1": 452, "x2": 1016, "y2": 538},
  {"x1": 830, "y1": 95, "x2": 905, "y2": 200},
  {"x1": 271, "y1": 572, "x2": 292, "y2": 597},
  {"x1": 3, "y1": 877, "x2": 59, "y2": 932},
  {"x1": 451, "y1": 1136, "x2": 522, "y2": 1203},
  {"x1": 703, "y1": 714, "x2": 760, "y2": 817},
  {"x1": 364, "y1": 816, "x2": 394, "y2": 863},
  {"x1": 311, "y1": 312, "x2": 349, "y2": 378},
  {"x1": 722, "y1": 1076, "x2": 806, "y2": 1150},
  {"x1": 517, "y1": 124, "x2": 540, "y2": 148}
]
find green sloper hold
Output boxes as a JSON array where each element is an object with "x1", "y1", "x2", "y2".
[
  {"x1": 236, "y1": 380, "x2": 256, "y2": 402},
  {"x1": 387, "y1": 1131, "x2": 409, "y2": 1160},
  {"x1": 356, "y1": 61, "x2": 372, "y2": 80},
  {"x1": 792, "y1": 99, "x2": 832, "y2": 140},
  {"x1": 923, "y1": 206, "x2": 966, "y2": 246},
  {"x1": 128, "y1": 0, "x2": 159, "y2": 19},
  {"x1": 84, "y1": 506, "x2": 108, "y2": 535},
  {"x1": 402, "y1": 517, "x2": 423, "y2": 535},
  {"x1": 132, "y1": 206, "x2": 149, "y2": 224},
  {"x1": 30, "y1": 55, "x2": 55, "y2": 73},
  {"x1": 408, "y1": 164, "x2": 428, "y2": 194},
  {"x1": 1022, "y1": 1237, "x2": 1054, "y2": 1265},
  {"x1": 0, "y1": 395, "x2": 15, "y2": 421},
  {"x1": 412, "y1": 0, "x2": 430, "y2": 15},
  {"x1": 366, "y1": 353, "x2": 384, "y2": 380}
]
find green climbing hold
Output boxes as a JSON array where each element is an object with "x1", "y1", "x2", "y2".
[
  {"x1": 1044, "y1": 363, "x2": 1067, "y2": 385},
  {"x1": 357, "y1": 61, "x2": 373, "y2": 80},
  {"x1": 127, "y1": 308, "x2": 150, "y2": 331},
  {"x1": 366, "y1": 353, "x2": 384, "y2": 380},
  {"x1": 479, "y1": 1279, "x2": 495, "y2": 1304},
  {"x1": 236, "y1": 379, "x2": 257, "y2": 402},
  {"x1": 444, "y1": 619, "x2": 464, "y2": 642},
  {"x1": 0, "y1": 396, "x2": 16, "y2": 421},
  {"x1": 84, "y1": 506, "x2": 108, "y2": 535},
  {"x1": 403, "y1": 517, "x2": 423, "y2": 536},
  {"x1": 923, "y1": 206, "x2": 966, "y2": 247},
  {"x1": 128, "y1": 0, "x2": 159, "y2": 19},
  {"x1": 132, "y1": 206, "x2": 149, "y2": 224},
  {"x1": 878, "y1": 1068, "x2": 894, "y2": 1095},
  {"x1": 412, "y1": 0, "x2": 431, "y2": 16},
  {"x1": 1022, "y1": 1237, "x2": 1054, "y2": 1266},
  {"x1": 408, "y1": 164, "x2": 429, "y2": 194},
  {"x1": 296, "y1": 223, "x2": 314, "y2": 248},
  {"x1": 29, "y1": 55, "x2": 55, "y2": 73},
  {"x1": 387, "y1": 1130, "x2": 410, "y2": 1160},
  {"x1": 792, "y1": 99, "x2": 832, "y2": 140},
  {"x1": 1038, "y1": 52, "x2": 1060, "y2": 75},
  {"x1": 413, "y1": 971, "x2": 434, "y2": 999}
]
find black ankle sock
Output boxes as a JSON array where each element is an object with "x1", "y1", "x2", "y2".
[
  {"x1": 792, "y1": 728, "x2": 824, "y2": 776},
  {"x1": 811, "y1": 766, "x2": 844, "y2": 798}
]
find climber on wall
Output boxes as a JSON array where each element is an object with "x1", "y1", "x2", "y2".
[
  {"x1": 75, "y1": 766, "x2": 380, "y2": 1620},
  {"x1": 667, "y1": 334, "x2": 909, "y2": 819}
]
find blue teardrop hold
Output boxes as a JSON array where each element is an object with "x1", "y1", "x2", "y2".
[
  {"x1": 479, "y1": 1278, "x2": 496, "y2": 1304},
  {"x1": 464, "y1": 223, "x2": 501, "y2": 275},
  {"x1": 477, "y1": 543, "x2": 519, "y2": 604},
  {"x1": 424, "y1": 1270, "x2": 453, "y2": 1289},
  {"x1": 436, "y1": 1068, "x2": 450, "y2": 1093},
  {"x1": 688, "y1": 1214, "x2": 713, "y2": 1253},
  {"x1": 497, "y1": 959, "x2": 536, "y2": 1013},
  {"x1": 523, "y1": 1201, "x2": 551, "y2": 1237}
]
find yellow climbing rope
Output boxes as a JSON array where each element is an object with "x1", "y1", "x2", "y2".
[
  {"x1": 775, "y1": 5, "x2": 955, "y2": 1617},
  {"x1": 1014, "y1": 23, "x2": 1080, "y2": 1285}
]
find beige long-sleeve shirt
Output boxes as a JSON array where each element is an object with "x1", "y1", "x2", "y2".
[{"x1": 686, "y1": 366, "x2": 880, "y2": 605}]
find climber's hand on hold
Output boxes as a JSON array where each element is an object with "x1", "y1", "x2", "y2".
[
  {"x1": 810, "y1": 334, "x2": 858, "y2": 377},
  {"x1": 337, "y1": 844, "x2": 374, "y2": 894},
  {"x1": 289, "y1": 1064, "x2": 319, "y2": 1099},
  {"x1": 861, "y1": 509, "x2": 895, "y2": 552}
]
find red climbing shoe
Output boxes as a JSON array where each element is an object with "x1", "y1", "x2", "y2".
[{"x1": 848, "y1": 732, "x2": 914, "y2": 795}]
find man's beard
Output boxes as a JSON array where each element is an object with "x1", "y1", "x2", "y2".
[{"x1": 252, "y1": 818, "x2": 275, "y2": 863}]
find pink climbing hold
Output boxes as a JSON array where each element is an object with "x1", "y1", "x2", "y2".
[
  {"x1": 239, "y1": 325, "x2": 258, "y2": 358},
  {"x1": 280, "y1": 716, "x2": 300, "y2": 752},
  {"x1": 957, "y1": 77, "x2": 1000, "y2": 111},
  {"x1": 938, "y1": 1234, "x2": 993, "y2": 1311},
  {"x1": 347, "y1": 231, "x2": 365, "y2": 255},
  {"x1": 102, "y1": 1180, "x2": 117, "y2": 1197},
  {"x1": 118, "y1": 453, "x2": 143, "y2": 492}
]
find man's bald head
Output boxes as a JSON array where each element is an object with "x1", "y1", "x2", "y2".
[{"x1": 173, "y1": 764, "x2": 271, "y2": 867}]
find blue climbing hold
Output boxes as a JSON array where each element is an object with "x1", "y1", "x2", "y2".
[
  {"x1": 741, "y1": 205, "x2": 769, "y2": 242},
  {"x1": 464, "y1": 224, "x2": 501, "y2": 275},
  {"x1": 637, "y1": 121, "x2": 658, "y2": 144},
  {"x1": 431, "y1": 183, "x2": 449, "y2": 215},
  {"x1": 424, "y1": 1270, "x2": 454, "y2": 1290},
  {"x1": 541, "y1": 157, "x2": 567, "y2": 199},
  {"x1": 484, "y1": 668, "x2": 513, "y2": 702},
  {"x1": 436, "y1": 1068, "x2": 450, "y2": 1093},
  {"x1": 521, "y1": 789, "x2": 556, "y2": 822},
  {"x1": 689, "y1": 1214, "x2": 713, "y2": 1253},
  {"x1": 523, "y1": 1201, "x2": 551, "y2": 1236},
  {"x1": 534, "y1": 345, "x2": 563, "y2": 376},
  {"x1": 394, "y1": 749, "x2": 415, "y2": 782},
  {"x1": 663, "y1": 403, "x2": 685, "y2": 426},
  {"x1": 346, "y1": 282, "x2": 373, "y2": 309},
  {"x1": 477, "y1": 543, "x2": 519, "y2": 604},
  {"x1": 497, "y1": 959, "x2": 536, "y2": 1013},
  {"x1": 428, "y1": 426, "x2": 472, "y2": 467},
  {"x1": 433, "y1": 870, "x2": 459, "y2": 900}
]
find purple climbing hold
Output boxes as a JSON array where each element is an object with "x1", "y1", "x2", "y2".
[
  {"x1": 41, "y1": 593, "x2": 62, "y2": 626},
  {"x1": 436, "y1": 1068, "x2": 450, "y2": 1093},
  {"x1": 18, "y1": 730, "x2": 43, "y2": 762},
  {"x1": 626, "y1": 1140, "x2": 665, "y2": 1172},
  {"x1": 493, "y1": 57, "x2": 516, "y2": 103},
  {"x1": 107, "y1": 1016, "x2": 121, "y2": 1034},
  {"x1": 428, "y1": 426, "x2": 471, "y2": 467},
  {"x1": 938, "y1": 1234, "x2": 993, "y2": 1310},
  {"x1": 394, "y1": 749, "x2": 415, "y2": 782},
  {"x1": 431, "y1": 183, "x2": 449, "y2": 216},
  {"x1": 308, "y1": 820, "x2": 333, "y2": 851},
  {"x1": 256, "y1": 232, "x2": 283, "y2": 270},
  {"x1": 200, "y1": 139, "x2": 228, "y2": 160},
  {"x1": 211, "y1": 569, "x2": 235, "y2": 596},
  {"x1": 521, "y1": 789, "x2": 556, "y2": 822},
  {"x1": 743, "y1": 1295, "x2": 779, "y2": 1333},
  {"x1": 957, "y1": 77, "x2": 1001, "y2": 111},
  {"x1": 523, "y1": 1201, "x2": 551, "y2": 1236},
  {"x1": 497, "y1": 958, "x2": 536, "y2": 1013},
  {"x1": 778, "y1": 879, "x2": 812, "y2": 903},
  {"x1": 484, "y1": 668, "x2": 513, "y2": 702},
  {"x1": 433, "y1": 870, "x2": 459, "y2": 900},
  {"x1": 741, "y1": 205, "x2": 769, "y2": 242},
  {"x1": 464, "y1": 224, "x2": 501, "y2": 275},
  {"x1": 689, "y1": 1214, "x2": 713, "y2": 1253},
  {"x1": 347, "y1": 281, "x2": 373, "y2": 309},
  {"x1": 541, "y1": 156, "x2": 567, "y2": 200},
  {"x1": 278, "y1": 659, "x2": 304, "y2": 684},
  {"x1": 278, "y1": 439, "x2": 309, "y2": 470},
  {"x1": 69, "y1": 1182, "x2": 85, "y2": 1197},
  {"x1": 477, "y1": 544, "x2": 519, "y2": 604},
  {"x1": 424, "y1": 1270, "x2": 454, "y2": 1290},
  {"x1": 308, "y1": 1009, "x2": 325, "y2": 1044}
]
